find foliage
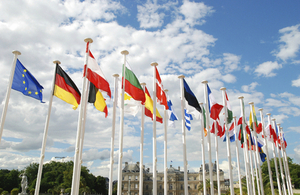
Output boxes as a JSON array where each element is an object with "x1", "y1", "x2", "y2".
[
  {"x1": 10, "y1": 188, "x2": 19, "y2": 195},
  {"x1": 1, "y1": 191, "x2": 8, "y2": 195},
  {"x1": 198, "y1": 179, "x2": 218, "y2": 194},
  {"x1": 0, "y1": 161, "x2": 107, "y2": 195}
]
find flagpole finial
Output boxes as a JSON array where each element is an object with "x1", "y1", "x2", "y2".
[
  {"x1": 258, "y1": 108, "x2": 263, "y2": 111},
  {"x1": 53, "y1": 60, "x2": 61, "y2": 65},
  {"x1": 12, "y1": 50, "x2": 21, "y2": 55},
  {"x1": 277, "y1": 123, "x2": 281, "y2": 126},
  {"x1": 113, "y1": 74, "x2": 119, "y2": 78},
  {"x1": 220, "y1": 87, "x2": 226, "y2": 91},
  {"x1": 140, "y1": 82, "x2": 146, "y2": 86},
  {"x1": 266, "y1": 113, "x2": 271, "y2": 116},
  {"x1": 199, "y1": 102, "x2": 203, "y2": 105},
  {"x1": 164, "y1": 89, "x2": 168, "y2": 93},
  {"x1": 121, "y1": 50, "x2": 129, "y2": 55},
  {"x1": 151, "y1": 62, "x2": 158, "y2": 66},
  {"x1": 271, "y1": 118, "x2": 275, "y2": 121},
  {"x1": 249, "y1": 102, "x2": 254, "y2": 105},
  {"x1": 84, "y1": 38, "x2": 93, "y2": 43},
  {"x1": 201, "y1": 80, "x2": 208, "y2": 84},
  {"x1": 178, "y1": 75, "x2": 185, "y2": 79},
  {"x1": 233, "y1": 116, "x2": 236, "y2": 119},
  {"x1": 238, "y1": 96, "x2": 244, "y2": 99}
]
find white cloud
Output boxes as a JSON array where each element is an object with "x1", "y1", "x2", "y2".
[
  {"x1": 292, "y1": 76, "x2": 300, "y2": 87},
  {"x1": 137, "y1": 0, "x2": 165, "y2": 29},
  {"x1": 254, "y1": 61, "x2": 282, "y2": 77},
  {"x1": 241, "y1": 82, "x2": 259, "y2": 92},
  {"x1": 274, "y1": 24, "x2": 300, "y2": 61},
  {"x1": 222, "y1": 53, "x2": 241, "y2": 73}
]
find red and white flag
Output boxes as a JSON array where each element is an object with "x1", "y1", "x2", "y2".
[{"x1": 155, "y1": 67, "x2": 168, "y2": 110}]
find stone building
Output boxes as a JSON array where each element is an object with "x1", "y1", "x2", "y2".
[{"x1": 121, "y1": 161, "x2": 226, "y2": 195}]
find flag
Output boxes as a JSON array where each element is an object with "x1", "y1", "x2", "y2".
[
  {"x1": 223, "y1": 122, "x2": 235, "y2": 142},
  {"x1": 225, "y1": 91, "x2": 233, "y2": 123},
  {"x1": 259, "y1": 147, "x2": 267, "y2": 162},
  {"x1": 53, "y1": 64, "x2": 81, "y2": 109},
  {"x1": 117, "y1": 78, "x2": 141, "y2": 116},
  {"x1": 167, "y1": 97, "x2": 178, "y2": 128},
  {"x1": 155, "y1": 67, "x2": 168, "y2": 110},
  {"x1": 88, "y1": 83, "x2": 108, "y2": 117},
  {"x1": 282, "y1": 132, "x2": 287, "y2": 148},
  {"x1": 84, "y1": 49, "x2": 111, "y2": 98},
  {"x1": 185, "y1": 109, "x2": 193, "y2": 131},
  {"x1": 122, "y1": 61, "x2": 145, "y2": 104},
  {"x1": 183, "y1": 78, "x2": 201, "y2": 119},
  {"x1": 249, "y1": 105, "x2": 262, "y2": 134},
  {"x1": 265, "y1": 123, "x2": 277, "y2": 143},
  {"x1": 12, "y1": 59, "x2": 44, "y2": 102},
  {"x1": 202, "y1": 107, "x2": 208, "y2": 137},
  {"x1": 144, "y1": 86, "x2": 163, "y2": 123},
  {"x1": 207, "y1": 84, "x2": 223, "y2": 120}
]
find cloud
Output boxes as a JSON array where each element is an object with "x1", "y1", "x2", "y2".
[
  {"x1": 292, "y1": 76, "x2": 300, "y2": 87},
  {"x1": 254, "y1": 61, "x2": 282, "y2": 77},
  {"x1": 222, "y1": 53, "x2": 241, "y2": 73},
  {"x1": 241, "y1": 82, "x2": 259, "y2": 92}
]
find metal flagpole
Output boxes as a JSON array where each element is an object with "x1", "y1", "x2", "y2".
[
  {"x1": 258, "y1": 109, "x2": 275, "y2": 195},
  {"x1": 199, "y1": 103, "x2": 207, "y2": 195},
  {"x1": 108, "y1": 74, "x2": 119, "y2": 195},
  {"x1": 117, "y1": 50, "x2": 129, "y2": 195},
  {"x1": 178, "y1": 75, "x2": 189, "y2": 195},
  {"x1": 248, "y1": 132, "x2": 256, "y2": 195},
  {"x1": 249, "y1": 102, "x2": 263, "y2": 195},
  {"x1": 221, "y1": 87, "x2": 234, "y2": 195},
  {"x1": 151, "y1": 62, "x2": 158, "y2": 195},
  {"x1": 266, "y1": 113, "x2": 282, "y2": 195},
  {"x1": 214, "y1": 121, "x2": 221, "y2": 195},
  {"x1": 139, "y1": 83, "x2": 146, "y2": 195},
  {"x1": 34, "y1": 60, "x2": 59, "y2": 195},
  {"x1": 233, "y1": 116, "x2": 243, "y2": 195},
  {"x1": 238, "y1": 96, "x2": 252, "y2": 195},
  {"x1": 164, "y1": 89, "x2": 169, "y2": 195},
  {"x1": 202, "y1": 80, "x2": 214, "y2": 195},
  {"x1": 71, "y1": 38, "x2": 93, "y2": 195},
  {"x1": 0, "y1": 50, "x2": 21, "y2": 144}
]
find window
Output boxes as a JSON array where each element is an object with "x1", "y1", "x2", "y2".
[
  {"x1": 135, "y1": 184, "x2": 138, "y2": 189},
  {"x1": 194, "y1": 177, "x2": 196, "y2": 180},
  {"x1": 146, "y1": 185, "x2": 148, "y2": 190},
  {"x1": 161, "y1": 177, "x2": 163, "y2": 180},
  {"x1": 128, "y1": 176, "x2": 131, "y2": 180},
  {"x1": 181, "y1": 184, "x2": 183, "y2": 190},
  {"x1": 159, "y1": 185, "x2": 162, "y2": 190},
  {"x1": 169, "y1": 184, "x2": 173, "y2": 190},
  {"x1": 135, "y1": 175, "x2": 138, "y2": 180},
  {"x1": 122, "y1": 176, "x2": 124, "y2": 180},
  {"x1": 195, "y1": 184, "x2": 197, "y2": 189}
]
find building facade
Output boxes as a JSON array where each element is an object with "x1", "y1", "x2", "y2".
[{"x1": 121, "y1": 162, "x2": 226, "y2": 195}]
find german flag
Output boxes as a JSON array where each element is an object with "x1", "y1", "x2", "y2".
[
  {"x1": 54, "y1": 64, "x2": 81, "y2": 109},
  {"x1": 88, "y1": 83, "x2": 108, "y2": 117}
]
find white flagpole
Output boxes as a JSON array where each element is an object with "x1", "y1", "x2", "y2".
[
  {"x1": 273, "y1": 120, "x2": 286, "y2": 195},
  {"x1": 108, "y1": 74, "x2": 119, "y2": 195},
  {"x1": 233, "y1": 116, "x2": 242, "y2": 195},
  {"x1": 280, "y1": 126, "x2": 293, "y2": 195},
  {"x1": 238, "y1": 96, "x2": 252, "y2": 195},
  {"x1": 266, "y1": 113, "x2": 282, "y2": 195},
  {"x1": 0, "y1": 50, "x2": 21, "y2": 144},
  {"x1": 258, "y1": 109, "x2": 275, "y2": 195},
  {"x1": 213, "y1": 121, "x2": 221, "y2": 195},
  {"x1": 249, "y1": 102, "x2": 263, "y2": 195},
  {"x1": 34, "y1": 60, "x2": 59, "y2": 195},
  {"x1": 199, "y1": 103, "x2": 207, "y2": 195},
  {"x1": 178, "y1": 75, "x2": 189, "y2": 195},
  {"x1": 248, "y1": 132, "x2": 256, "y2": 195},
  {"x1": 71, "y1": 38, "x2": 93, "y2": 195},
  {"x1": 220, "y1": 87, "x2": 234, "y2": 195},
  {"x1": 164, "y1": 89, "x2": 169, "y2": 195},
  {"x1": 202, "y1": 80, "x2": 214, "y2": 195},
  {"x1": 139, "y1": 82, "x2": 146, "y2": 195},
  {"x1": 117, "y1": 50, "x2": 129, "y2": 195},
  {"x1": 252, "y1": 145, "x2": 261, "y2": 195},
  {"x1": 151, "y1": 62, "x2": 158, "y2": 195}
]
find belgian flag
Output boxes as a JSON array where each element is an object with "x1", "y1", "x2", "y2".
[
  {"x1": 88, "y1": 83, "x2": 108, "y2": 117},
  {"x1": 54, "y1": 64, "x2": 81, "y2": 109}
]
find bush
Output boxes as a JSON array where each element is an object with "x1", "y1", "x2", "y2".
[
  {"x1": 11, "y1": 188, "x2": 19, "y2": 195},
  {"x1": 0, "y1": 188, "x2": 3, "y2": 195},
  {"x1": 1, "y1": 191, "x2": 9, "y2": 195}
]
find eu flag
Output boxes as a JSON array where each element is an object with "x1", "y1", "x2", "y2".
[{"x1": 11, "y1": 59, "x2": 44, "y2": 103}]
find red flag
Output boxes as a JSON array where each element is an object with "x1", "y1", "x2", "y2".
[{"x1": 155, "y1": 67, "x2": 168, "y2": 110}]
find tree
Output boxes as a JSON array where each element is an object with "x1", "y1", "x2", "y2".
[{"x1": 198, "y1": 179, "x2": 218, "y2": 194}]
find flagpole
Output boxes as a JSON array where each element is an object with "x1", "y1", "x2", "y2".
[
  {"x1": 179, "y1": 75, "x2": 188, "y2": 195},
  {"x1": 0, "y1": 50, "x2": 21, "y2": 144},
  {"x1": 248, "y1": 131, "x2": 256, "y2": 195},
  {"x1": 117, "y1": 50, "x2": 129, "y2": 195},
  {"x1": 273, "y1": 120, "x2": 286, "y2": 195},
  {"x1": 202, "y1": 80, "x2": 214, "y2": 195},
  {"x1": 151, "y1": 62, "x2": 158, "y2": 195},
  {"x1": 258, "y1": 109, "x2": 275, "y2": 195},
  {"x1": 140, "y1": 82, "x2": 146, "y2": 195},
  {"x1": 221, "y1": 87, "x2": 234, "y2": 195},
  {"x1": 266, "y1": 113, "x2": 282, "y2": 195},
  {"x1": 71, "y1": 38, "x2": 93, "y2": 195},
  {"x1": 251, "y1": 144, "x2": 260, "y2": 195},
  {"x1": 108, "y1": 74, "x2": 119, "y2": 195},
  {"x1": 238, "y1": 96, "x2": 252, "y2": 195},
  {"x1": 199, "y1": 103, "x2": 207, "y2": 195},
  {"x1": 233, "y1": 116, "x2": 242, "y2": 195},
  {"x1": 34, "y1": 60, "x2": 58, "y2": 195},
  {"x1": 280, "y1": 126, "x2": 293, "y2": 195},
  {"x1": 213, "y1": 120, "x2": 221, "y2": 195},
  {"x1": 164, "y1": 89, "x2": 169, "y2": 195},
  {"x1": 249, "y1": 102, "x2": 263, "y2": 195},
  {"x1": 277, "y1": 123, "x2": 289, "y2": 195}
]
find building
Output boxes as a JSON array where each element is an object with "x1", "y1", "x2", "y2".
[{"x1": 121, "y1": 162, "x2": 227, "y2": 195}]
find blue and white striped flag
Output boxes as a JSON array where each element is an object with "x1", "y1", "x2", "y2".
[
  {"x1": 185, "y1": 109, "x2": 193, "y2": 131},
  {"x1": 167, "y1": 98, "x2": 178, "y2": 128}
]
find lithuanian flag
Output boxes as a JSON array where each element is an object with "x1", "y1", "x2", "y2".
[{"x1": 54, "y1": 64, "x2": 81, "y2": 109}]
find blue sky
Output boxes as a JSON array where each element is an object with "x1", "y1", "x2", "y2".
[{"x1": 0, "y1": 0, "x2": 300, "y2": 181}]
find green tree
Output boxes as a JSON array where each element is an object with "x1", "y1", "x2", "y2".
[
  {"x1": 198, "y1": 179, "x2": 218, "y2": 194},
  {"x1": 10, "y1": 188, "x2": 19, "y2": 195}
]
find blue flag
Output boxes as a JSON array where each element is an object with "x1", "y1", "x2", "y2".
[
  {"x1": 167, "y1": 98, "x2": 178, "y2": 128},
  {"x1": 11, "y1": 59, "x2": 44, "y2": 103}
]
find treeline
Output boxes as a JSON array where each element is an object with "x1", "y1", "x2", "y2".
[{"x1": 0, "y1": 161, "x2": 107, "y2": 195}]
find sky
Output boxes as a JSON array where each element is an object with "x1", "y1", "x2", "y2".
[{"x1": 0, "y1": 0, "x2": 300, "y2": 182}]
